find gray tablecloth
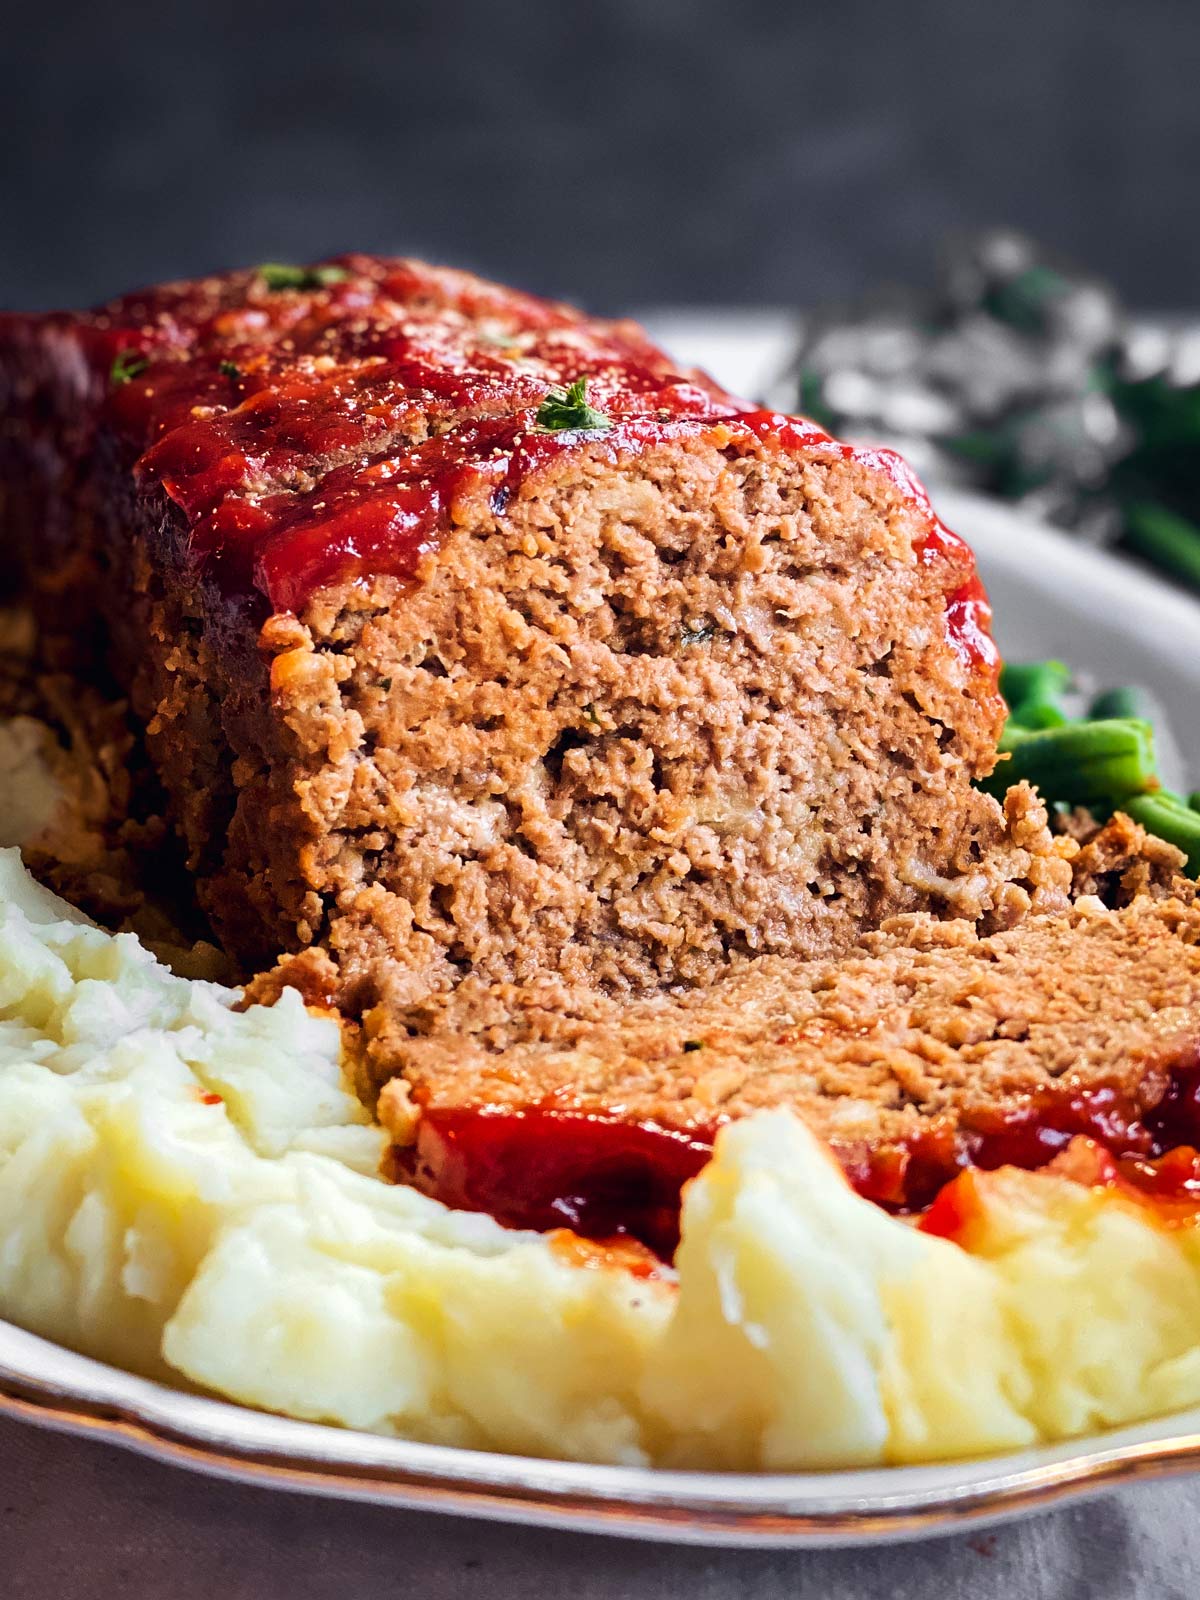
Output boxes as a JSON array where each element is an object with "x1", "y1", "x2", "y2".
[{"x1": 1, "y1": 1414, "x2": 1197, "y2": 1598}]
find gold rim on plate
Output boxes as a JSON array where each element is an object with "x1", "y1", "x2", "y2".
[{"x1": 2, "y1": 1316, "x2": 1199, "y2": 1547}]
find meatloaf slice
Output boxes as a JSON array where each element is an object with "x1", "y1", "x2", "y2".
[
  {"x1": 1, "y1": 256, "x2": 1005, "y2": 1008},
  {"x1": 376, "y1": 885, "x2": 1200, "y2": 1254}
]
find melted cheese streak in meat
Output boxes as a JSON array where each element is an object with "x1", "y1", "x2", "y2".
[{"x1": 2, "y1": 847, "x2": 1200, "y2": 1467}]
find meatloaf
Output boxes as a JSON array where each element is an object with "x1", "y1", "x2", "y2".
[
  {"x1": 0, "y1": 256, "x2": 1008, "y2": 1010},
  {"x1": 379, "y1": 872, "x2": 1200, "y2": 1256}
]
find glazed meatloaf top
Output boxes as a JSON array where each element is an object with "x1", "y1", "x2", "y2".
[
  {"x1": 1, "y1": 256, "x2": 1009, "y2": 1001},
  {"x1": 0, "y1": 255, "x2": 996, "y2": 629}
]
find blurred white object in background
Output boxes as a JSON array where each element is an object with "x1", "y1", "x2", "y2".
[{"x1": 641, "y1": 310, "x2": 798, "y2": 405}]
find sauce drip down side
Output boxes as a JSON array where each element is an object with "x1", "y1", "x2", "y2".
[{"x1": 395, "y1": 1050, "x2": 1200, "y2": 1261}]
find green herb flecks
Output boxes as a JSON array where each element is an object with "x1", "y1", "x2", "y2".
[
  {"x1": 534, "y1": 378, "x2": 613, "y2": 434},
  {"x1": 218, "y1": 360, "x2": 242, "y2": 381},
  {"x1": 682, "y1": 1040, "x2": 704, "y2": 1053},
  {"x1": 380, "y1": 677, "x2": 392, "y2": 694},
  {"x1": 255, "y1": 262, "x2": 349, "y2": 292},
  {"x1": 109, "y1": 349, "x2": 148, "y2": 387}
]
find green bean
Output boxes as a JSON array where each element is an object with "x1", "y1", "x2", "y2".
[
  {"x1": 1122, "y1": 793, "x2": 1200, "y2": 874},
  {"x1": 985, "y1": 718, "x2": 1158, "y2": 806},
  {"x1": 1088, "y1": 686, "x2": 1146, "y2": 722},
  {"x1": 1011, "y1": 700, "x2": 1070, "y2": 730},
  {"x1": 1000, "y1": 660, "x2": 1072, "y2": 730}
]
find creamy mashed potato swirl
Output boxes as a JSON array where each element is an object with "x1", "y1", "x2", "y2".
[{"x1": 2, "y1": 848, "x2": 1200, "y2": 1469}]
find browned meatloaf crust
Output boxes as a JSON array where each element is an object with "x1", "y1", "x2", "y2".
[
  {"x1": 377, "y1": 872, "x2": 1200, "y2": 1252},
  {"x1": 0, "y1": 256, "x2": 1008, "y2": 1016}
]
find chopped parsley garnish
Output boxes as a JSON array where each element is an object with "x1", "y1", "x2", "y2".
[
  {"x1": 380, "y1": 677, "x2": 393, "y2": 693},
  {"x1": 683, "y1": 1040, "x2": 704, "y2": 1052},
  {"x1": 109, "y1": 349, "x2": 148, "y2": 387},
  {"x1": 582, "y1": 702, "x2": 601, "y2": 727},
  {"x1": 218, "y1": 360, "x2": 242, "y2": 381},
  {"x1": 534, "y1": 377, "x2": 612, "y2": 434},
  {"x1": 680, "y1": 621, "x2": 715, "y2": 646},
  {"x1": 256, "y1": 262, "x2": 349, "y2": 291}
]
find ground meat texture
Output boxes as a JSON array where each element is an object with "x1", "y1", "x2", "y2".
[
  {"x1": 376, "y1": 891, "x2": 1200, "y2": 1252},
  {"x1": 0, "y1": 255, "x2": 1004, "y2": 1011}
]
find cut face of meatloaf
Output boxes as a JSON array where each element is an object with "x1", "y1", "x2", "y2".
[
  {"x1": 0, "y1": 256, "x2": 1004, "y2": 1006},
  {"x1": 377, "y1": 890, "x2": 1200, "y2": 1256}
]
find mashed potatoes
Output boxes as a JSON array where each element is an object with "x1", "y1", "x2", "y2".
[{"x1": 2, "y1": 847, "x2": 1200, "y2": 1469}]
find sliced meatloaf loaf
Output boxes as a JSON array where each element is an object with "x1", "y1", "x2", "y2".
[
  {"x1": 376, "y1": 833, "x2": 1200, "y2": 1253},
  {"x1": 0, "y1": 256, "x2": 1006, "y2": 1008}
]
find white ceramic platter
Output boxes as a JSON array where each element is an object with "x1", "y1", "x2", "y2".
[
  {"x1": 3, "y1": 491, "x2": 1200, "y2": 1546},
  {"x1": 6, "y1": 1309, "x2": 1200, "y2": 1550}
]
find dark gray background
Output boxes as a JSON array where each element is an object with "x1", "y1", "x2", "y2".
[{"x1": 2, "y1": 0, "x2": 1198, "y2": 315}]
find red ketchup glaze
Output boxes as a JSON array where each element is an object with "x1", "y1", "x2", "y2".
[
  {"x1": 400, "y1": 1055, "x2": 1200, "y2": 1261},
  {"x1": 28, "y1": 256, "x2": 993, "y2": 664},
  {"x1": 1107, "y1": 1146, "x2": 1200, "y2": 1222},
  {"x1": 921, "y1": 1137, "x2": 1200, "y2": 1242},
  {"x1": 391, "y1": 1108, "x2": 713, "y2": 1263},
  {"x1": 837, "y1": 1080, "x2": 1165, "y2": 1212}
]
